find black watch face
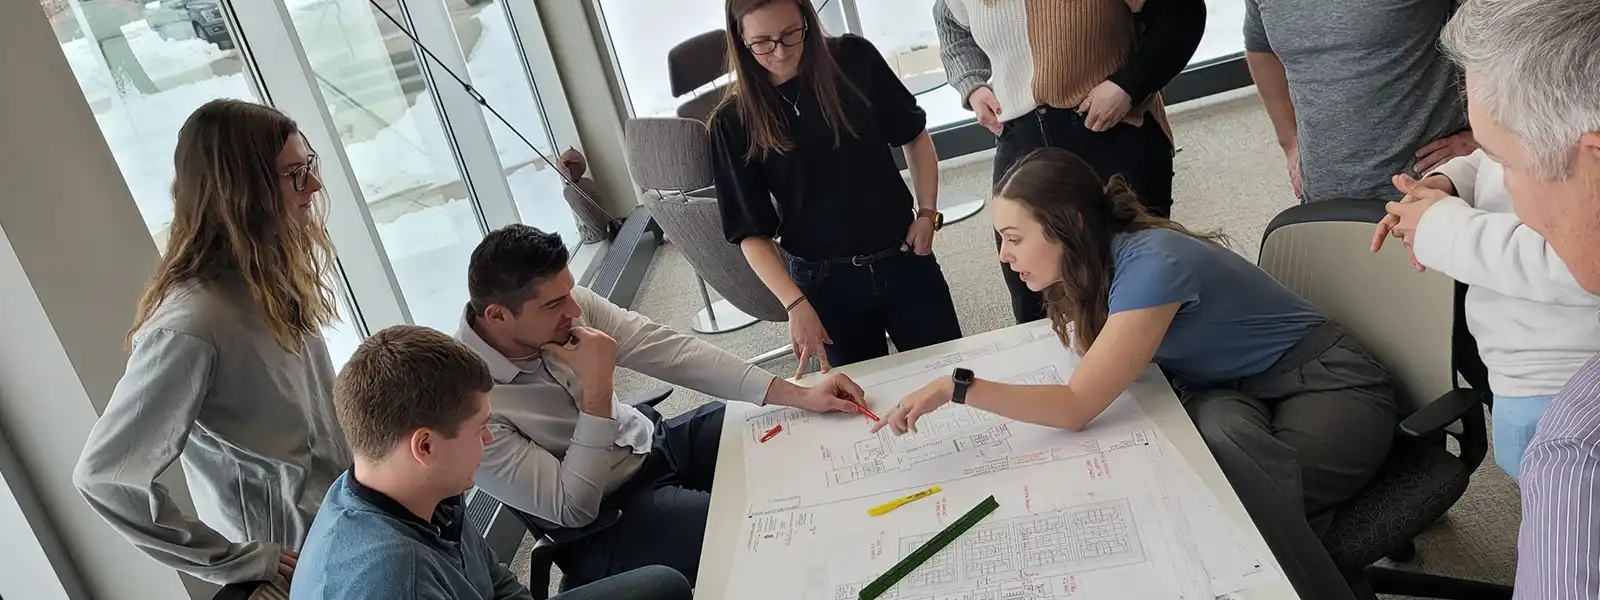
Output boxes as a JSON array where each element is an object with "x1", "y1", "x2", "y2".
[{"x1": 953, "y1": 368, "x2": 974, "y2": 383}]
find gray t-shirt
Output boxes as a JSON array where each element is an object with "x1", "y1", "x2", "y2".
[{"x1": 1245, "y1": 0, "x2": 1468, "y2": 202}]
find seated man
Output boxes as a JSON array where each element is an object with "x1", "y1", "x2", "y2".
[
  {"x1": 292, "y1": 325, "x2": 692, "y2": 600},
  {"x1": 456, "y1": 224, "x2": 870, "y2": 586}
]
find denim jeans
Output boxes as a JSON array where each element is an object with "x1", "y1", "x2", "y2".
[
  {"x1": 787, "y1": 245, "x2": 963, "y2": 367},
  {"x1": 1493, "y1": 393, "x2": 1555, "y2": 482},
  {"x1": 991, "y1": 106, "x2": 1175, "y2": 324}
]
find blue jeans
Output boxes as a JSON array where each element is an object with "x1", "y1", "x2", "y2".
[
  {"x1": 786, "y1": 245, "x2": 963, "y2": 367},
  {"x1": 1493, "y1": 394, "x2": 1555, "y2": 482},
  {"x1": 554, "y1": 565, "x2": 691, "y2": 600}
]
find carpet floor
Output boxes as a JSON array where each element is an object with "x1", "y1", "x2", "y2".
[{"x1": 512, "y1": 87, "x2": 1522, "y2": 598}]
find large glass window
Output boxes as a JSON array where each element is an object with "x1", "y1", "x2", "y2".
[
  {"x1": 43, "y1": 0, "x2": 365, "y2": 367},
  {"x1": 290, "y1": 0, "x2": 483, "y2": 334},
  {"x1": 445, "y1": 0, "x2": 578, "y2": 246},
  {"x1": 596, "y1": 0, "x2": 725, "y2": 117},
  {"x1": 1195, "y1": 0, "x2": 1246, "y2": 65}
]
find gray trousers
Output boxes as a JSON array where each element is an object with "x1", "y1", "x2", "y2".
[{"x1": 1182, "y1": 320, "x2": 1397, "y2": 600}]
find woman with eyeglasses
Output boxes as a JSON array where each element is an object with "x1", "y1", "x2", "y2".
[
  {"x1": 712, "y1": 0, "x2": 963, "y2": 376},
  {"x1": 934, "y1": 0, "x2": 1207, "y2": 325},
  {"x1": 74, "y1": 99, "x2": 350, "y2": 589}
]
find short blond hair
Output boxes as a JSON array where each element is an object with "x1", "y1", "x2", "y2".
[{"x1": 333, "y1": 325, "x2": 494, "y2": 460}]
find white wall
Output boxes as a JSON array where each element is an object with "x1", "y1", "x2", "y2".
[
  {"x1": 536, "y1": 0, "x2": 641, "y2": 218},
  {"x1": 0, "y1": 1, "x2": 199, "y2": 598}
]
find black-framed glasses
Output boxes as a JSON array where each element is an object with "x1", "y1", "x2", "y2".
[
  {"x1": 282, "y1": 154, "x2": 319, "y2": 192},
  {"x1": 747, "y1": 25, "x2": 807, "y2": 55}
]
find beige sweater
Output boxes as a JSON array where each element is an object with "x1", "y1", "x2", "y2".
[{"x1": 936, "y1": 0, "x2": 1175, "y2": 142}]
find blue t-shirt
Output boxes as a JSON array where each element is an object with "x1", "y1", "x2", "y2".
[{"x1": 1108, "y1": 228, "x2": 1327, "y2": 385}]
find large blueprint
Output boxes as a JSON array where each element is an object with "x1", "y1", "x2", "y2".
[{"x1": 728, "y1": 322, "x2": 1282, "y2": 600}]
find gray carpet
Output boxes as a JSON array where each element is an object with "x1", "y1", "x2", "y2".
[{"x1": 512, "y1": 88, "x2": 1522, "y2": 597}]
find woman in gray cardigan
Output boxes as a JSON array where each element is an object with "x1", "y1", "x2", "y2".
[{"x1": 73, "y1": 99, "x2": 351, "y2": 587}]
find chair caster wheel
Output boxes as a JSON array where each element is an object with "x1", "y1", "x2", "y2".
[{"x1": 1387, "y1": 541, "x2": 1417, "y2": 563}]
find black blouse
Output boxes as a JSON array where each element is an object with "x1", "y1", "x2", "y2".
[{"x1": 711, "y1": 34, "x2": 926, "y2": 261}]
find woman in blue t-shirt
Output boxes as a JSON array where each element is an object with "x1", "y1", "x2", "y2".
[{"x1": 879, "y1": 148, "x2": 1398, "y2": 593}]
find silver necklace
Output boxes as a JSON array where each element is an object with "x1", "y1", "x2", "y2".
[{"x1": 778, "y1": 88, "x2": 801, "y2": 116}]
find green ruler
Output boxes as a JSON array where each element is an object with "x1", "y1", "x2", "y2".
[{"x1": 858, "y1": 495, "x2": 1000, "y2": 600}]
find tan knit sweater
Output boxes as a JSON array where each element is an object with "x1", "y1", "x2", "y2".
[{"x1": 938, "y1": 0, "x2": 1173, "y2": 142}]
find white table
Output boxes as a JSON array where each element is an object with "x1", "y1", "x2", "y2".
[{"x1": 694, "y1": 322, "x2": 1301, "y2": 600}]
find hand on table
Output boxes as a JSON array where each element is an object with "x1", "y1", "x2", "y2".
[
  {"x1": 1414, "y1": 130, "x2": 1476, "y2": 174},
  {"x1": 968, "y1": 86, "x2": 1003, "y2": 135},
  {"x1": 778, "y1": 374, "x2": 869, "y2": 414},
  {"x1": 1078, "y1": 80, "x2": 1132, "y2": 133},
  {"x1": 872, "y1": 377, "x2": 955, "y2": 435},
  {"x1": 1372, "y1": 174, "x2": 1451, "y2": 272},
  {"x1": 906, "y1": 217, "x2": 935, "y2": 256},
  {"x1": 788, "y1": 301, "x2": 832, "y2": 377}
]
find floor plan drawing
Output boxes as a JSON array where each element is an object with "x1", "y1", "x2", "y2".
[{"x1": 727, "y1": 455, "x2": 1213, "y2": 600}]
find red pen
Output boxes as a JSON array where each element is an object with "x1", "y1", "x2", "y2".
[
  {"x1": 759, "y1": 425, "x2": 783, "y2": 443},
  {"x1": 857, "y1": 404, "x2": 881, "y2": 422}
]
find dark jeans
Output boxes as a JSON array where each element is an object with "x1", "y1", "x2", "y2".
[
  {"x1": 553, "y1": 565, "x2": 692, "y2": 600},
  {"x1": 557, "y1": 403, "x2": 726, "y2": 587},
  {"x1": 992, "y1": 106, "x2": 1176, "y2": 323},
  {"x1": 787, "y1": 244, "x2": 963, "y2": 366},
  {"x1": 1182, "y1": 321, "x2": 1396, "y2": 600}
]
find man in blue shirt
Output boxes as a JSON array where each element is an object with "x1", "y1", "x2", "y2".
[{"x1": 291, "y1": 325, "x2": 691, "y2": 600}]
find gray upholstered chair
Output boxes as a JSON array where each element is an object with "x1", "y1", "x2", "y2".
[{"x1": 625, "y1": 116, "x2": 791, "y2": 364}]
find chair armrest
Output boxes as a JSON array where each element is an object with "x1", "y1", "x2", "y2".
[
  {"x1": 622, "y1": 386, "x2": 673, "y2": 408},
  {"x1": 1398, "y1": 389, "x2": 1486, "y2": 437}
]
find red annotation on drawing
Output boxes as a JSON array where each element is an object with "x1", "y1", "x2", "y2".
[{"x1": 1086, "y1": 454, "x2": 1112, "y2": 481}]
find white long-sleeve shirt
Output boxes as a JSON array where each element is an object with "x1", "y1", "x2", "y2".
[{"x1": 1412, "y1": 150, "x2": 1600, "y2": 398}]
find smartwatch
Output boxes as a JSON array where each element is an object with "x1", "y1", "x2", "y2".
[
  {"x1": 951, "y1": 368, "x2": 975, "y2": 404},
  {"x1": 918, "y1": 207, "x2": 945, "y2": 231}
]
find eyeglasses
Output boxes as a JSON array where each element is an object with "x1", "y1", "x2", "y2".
[
  {"x1": 746, "y1": 25, "x2": 807, "y2": 55},
  {"x1": 282, "y1": 154, "x2": 318, "y2": 192}
]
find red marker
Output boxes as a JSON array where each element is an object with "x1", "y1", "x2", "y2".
[
  {"x1": 858, "y1": 404, "x2": 881, "y2": 422},
  {"x1": 759, "y1": 425, "x2": 783, "y2": 443}
]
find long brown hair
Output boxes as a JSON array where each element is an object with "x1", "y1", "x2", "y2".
[
  {"x1": 995, "y1": 148, "x2": 1226, "y2": 352},
  {"x1": 129, "y1": 99, "x2": 339, "y2": 352},
  {"x1": 720, "y1": 0, "x2": 866, "y2": 162}
]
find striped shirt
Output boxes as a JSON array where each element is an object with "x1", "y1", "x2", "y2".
[{"x1": 1518, "y1": 351, "x2": 1600, "y2": 599}]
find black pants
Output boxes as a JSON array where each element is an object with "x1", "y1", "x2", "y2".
[
  {"x1": 557, "y1": 403, "x2": 726, "y2": 587},
  {"x1": 787, "y1": 245, "x2": 963, "y2": 366},
  {"x1": 992, "y1": 107, "x2": 1175, "y2": 323},
  {"x1": 1182, "y1": 321, "x2": 1396, "y2": 600}
]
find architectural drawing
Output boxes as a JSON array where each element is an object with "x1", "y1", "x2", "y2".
[{"x1": 877, "y1": 500, "x2": 1145, "y2": 598}]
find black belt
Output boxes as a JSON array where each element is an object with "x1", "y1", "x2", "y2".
[{"x1": 801, "y1": 243, "x2": 909, "y2": 268}]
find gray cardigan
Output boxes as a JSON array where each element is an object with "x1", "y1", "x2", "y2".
[{"x1": 73, "y1": 278, "x2": 351, "y2": 584}]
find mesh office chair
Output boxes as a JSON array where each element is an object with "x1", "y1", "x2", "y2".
[{"x1": 1257, "y1": 201, "x2": 1512, "y2": 600}]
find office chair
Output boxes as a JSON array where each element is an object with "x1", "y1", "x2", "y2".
[{"x1": 1257, "y1": 200, "x2": 1512, "y2": 600}]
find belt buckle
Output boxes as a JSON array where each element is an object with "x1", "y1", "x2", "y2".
[{"x1": 850, "y1": 254, "x2": 868, "y2": 267}]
